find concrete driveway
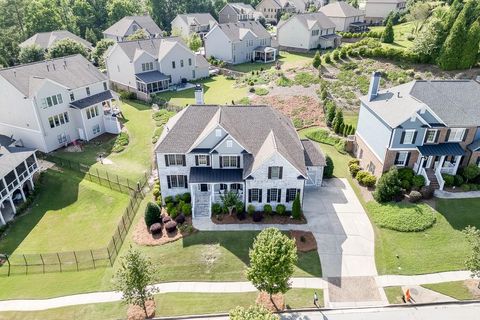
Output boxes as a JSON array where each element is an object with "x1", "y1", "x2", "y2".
[{"x1": 303, "y1": 178, "x2": 378, "y2": 278}]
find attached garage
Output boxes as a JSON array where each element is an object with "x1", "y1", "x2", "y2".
[{"x1": 301, "y1": 139, "x2": 326, "y2": 187}]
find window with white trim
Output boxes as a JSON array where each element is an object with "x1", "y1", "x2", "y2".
[
  {"x1": 226, "y1": 140, "x2": 233, "y2": 148},
  {"x1": 86, "y1": 106, "x2": 99, "y2": 119},
  {"x1": 425, "y1": 129, "x2": 437, "y2": 143},
  {"x1": 103, "y1": 82, "x2": 108, "y2": 91},
  {"x1": 141, "y1": 62, "x2": 154, "y2": 72},
  {"x1": 70, "y1": 93, "x2": 75, "y2": 101},
  {"x1": 166, "y1": 154, "x2": 185, "y2": 166},
  {"x1": 402, "y1": 130, "x2": 415, "y2": 144},
  {"x1": 167, "y1": 175, "x2": 187, "y2": 188},
  {"x1": 250, "y1": 188, "x2": 261, "y2": 202},
  {"x1": 40, "y1": 94, "x2": 63, "y2": 109},
  {"x1": 394, "y1": 151, "x2": 409, "y2": 166},
  {"x1": 286, "y1": 188, "x2": 298, "y2": 202},
  {"x1": 57, "y1": 133, "x2": 67, "y2": 144},
  {"x1": 311, "y1": 29, "x2": 319, "y2": 36},
  {"x1": 197, "y1": 154, "x2": 209, "y2": 166},
  {"x1": 92, "y1": 124, "x2": 100, "y2": 135},
  {"x1": 48, "y1": 112, "x2": 70, "y2": 128},
  {"x1": 188, "y1": 58, "x2": 192, "y2": 66},
  {"x1": 215, "y1": 129, "x2": 222, "y2": 137},
  {"x1": 180, "y1": 59, "x2": 184, "y2": 67},
  {"x1": 448, "y1": 128, "x2": 466, "y2": 142},
  {"x1": 268, "y1": 166, "x2": 282, "y2": 179},
  {"x1": 267, "y1": 188, "x2": 281, "y2": 203},
  {"x1": 221, "y1": 156, "x2": 238, "y2": 168},
  {"x1": 86, "y1": 87, "x2": 90, "y2": 96}
]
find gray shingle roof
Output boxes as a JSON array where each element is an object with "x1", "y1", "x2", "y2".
[
  {"x1": 286, "y1": 12, "x2": 337, "y2": 30},
  {"x1": 135, "y1": 70, "x2": 170, "y2": 83},
  {"x1": 319, "y1": 1, "x2": 365, "y2": 18},
  {"x1": 0, "y1": 138, "x2": 36, "y2": 177},
  {"x1": 156, "y1": 105, "x2": 308, "y2": 176},
  {"x1": 175, "y1": 13, "x2": 217, "y2": 26},
  {"x1": 228, "y1": 2, "x2": 257, "y2": 14},
  {"x1": 114, "y1": 37, "x2": 184, "y2": 60},
  {"x1": 70, "y1": 90, "x2": 113, "y2": 109},
  {"x1": 20, "y1": 30, "x2": 93, "y2": 50},
  {"x1": 301, "y1": 139, "x2": 326, "y2": 166},
  {"x1": 103, "y1": 15, "x2": 162, "y2": 37},
  {"x1": 212, "y1": 21, "x2": 271, "y2": 41},
  {"x1": 0, "y1": 54, "x2": 106, "y2": 97}
]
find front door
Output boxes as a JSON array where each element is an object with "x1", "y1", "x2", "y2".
[{"x1": 200, "y1": 184, "x2": 208, "y2": 192}]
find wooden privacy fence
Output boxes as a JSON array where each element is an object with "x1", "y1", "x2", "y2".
[{"x1": 0, "y1": 155, "x2": 152, "y2": 277}]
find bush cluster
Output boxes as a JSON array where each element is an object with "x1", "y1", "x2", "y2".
[
  {"x1": 338, "y1": 31, "x2": 382, "y2": 39},
  {"x1": 367, "y1": 202, "x2": 436, "y2": 232},
  {"x1": 165, "y1": 193, "x2": 192, "y2": 219},
  {"x1": 356, "y1": 170, "x2": 377, "y2": 188},
  {"x1": 112, "y1": 132, "x2": 129, "y2": 153},
  {"x1": 118, "y1": 90, "x2": 136, "y2": 100}
]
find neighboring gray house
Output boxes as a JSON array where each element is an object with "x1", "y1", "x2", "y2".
[
  {"x1": 103, "y1": 15, "x2": 163, "y2": 42},
  {"x1": 0, "y1": 135, "x2": 39, "y2": 225},
  {"x1": 319, "y1": 1, "x2": 367, "y2": 32},
  {"x1": 355, "y1": 73, "x2": 480, "y2": 190},
  {"x1": 105, "y1": 38, "x2": 210, "y2": 101},
  {"x1": 0, "y1": 55, "x2": 121, "y2": 153},
  {"x1": 364, "y1": 0, "x2": 407, "y2": 24},
  {"x1": 171, "y1": 13, "x2": 218, "y2": 39},
  {"x1": 218, "y1": 3, "x2": 263, "y2": 24},
  {"x1": 256, "y1": 0, "x2": 319, "y2": 22},
  {"x1": 19, "y1": 30, "x2": 93, "y2": 51},
  {"x1": 155, "y1": 102, "x2": 325, "y2": 218},
  {"x1": 277, "y1": 12, "x2": 341, "y2": 50},
  {"x1": 204, "y1": 21, "x2": 276, "y2": 64}
]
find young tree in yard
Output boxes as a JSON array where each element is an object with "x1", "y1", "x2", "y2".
[
  {"x1": 221, "y1": 191, "x2": 240, "y2": 215},
  {"x1": 114, "y1": 247, "x2": 158, "y2": 317},
  {"x1": 460, "y1": 21, "x2": 480, "y2": 69},
  {"x1": 229, "y1": 305, "x2": 278, "y2": 320},
  {"x1": 326, "y1": 101, "x2": 336, "y2": 127},
  {"x1": 126, "y1": 29, "x2": 149, "y2": 41},
  {"x1": 246, "y1": 228, "x2": 297, "y2": 303},
  {"x1": 85, "y1": 27, "x2": 98, "y2": 45},
  {"x1": 188, "y1": 33, "x2": 203, "y2": 52},
  {"x1": 47, "y1": 38, "x2": 88, "y2": 59},
  {"x1": 18, "y1": 45, "x2": 44, "y2": 63},
  {"x1": 92, "y1": 38, "x2": 115, "y2": 68},
  {"x1": 324, "y1": 155, "x2": 334, "y2": 178},
  {"x1": 312, "y1": 50, "x2": 321, "y2": 69},
  {"x1": 291, "y1": 193, "x2": 301, "y2": 220},
  {"x1": 463, "y1": 226, "x2": 480, "y2": 283},
  {"x1": 333, "y1": 109, "x2": 344, "y2": 134},
  {"x1": 382, "y1": 19, "x2": 395, "y2": 44},
  {"x1": 406, "y1": 2, "x2": 431, "y2": 34},
  {"x1": 374, "y1": 166, "x2": 402, "y2": 203}
]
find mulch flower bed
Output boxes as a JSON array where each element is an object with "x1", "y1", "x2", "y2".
[
  {"x1": 256, "y1": 292, "x2": 285, "y2": 312},
  {"x1": 133, "y1": 214, "x2": 196, "y2": 246},
  {"x1": 212, "y1": 213, "x2": 307, "y2": 225},
  {"x1": 127, "y1": 300, "x2": 155, "y2": 320},
  {"x1": 290, "y1": 230, "x2": 317, "y2": 252}
]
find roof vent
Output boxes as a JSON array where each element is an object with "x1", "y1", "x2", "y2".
[{"x1": 397, "y1": 92, "x2": 401, "y2": 98}]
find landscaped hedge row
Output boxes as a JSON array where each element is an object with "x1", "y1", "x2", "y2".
[
  {"x1": 442, "y1": 164, "x2": 480, "y2": 191},
  {"x1": 348, "y1": 159, "x2": 376, "y2": 188},
  {"x1": 338, "y1": 31, "x2": 382, "y2": 39},
  {"x1": 165, "y1": 193, "x2": 192, "y2": 219},
  {"x1": 304, "y1": 128, "x2": 346, "y2": 154}
]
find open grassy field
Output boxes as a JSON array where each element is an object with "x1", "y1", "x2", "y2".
[
  {"x1": 0, "y1": 170, "x2": 129, "y2": 254},
  {"x1": 0, "y1": 289, "x2": 323, "y2": 320},
  {"x1": 51, "y1": 100, "x2": 155, "y2": 181},
  {"x1": 370, "y1": 21, "x2": 418, "y2": 49}
]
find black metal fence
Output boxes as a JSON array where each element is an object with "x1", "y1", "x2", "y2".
[{"x1": 0, "y1": 155, "x2": 151, "y2": 276}]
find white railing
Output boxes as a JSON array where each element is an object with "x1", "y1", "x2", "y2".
[
  {"x1": 435, "y1": 170, "x2": 445, "y2": 190},
  {"x1": 28, "y1": 162, "x2": 38, "y2": 173},
  {"x1": 213, "y1": 192, "x2": 244, "y2": 204},
  {"x1": 420, "y1": 168, "x2": 430, "y2": 186},
  {"x1": 440, "y1": 162, "x2": 456, "y2": 175}
]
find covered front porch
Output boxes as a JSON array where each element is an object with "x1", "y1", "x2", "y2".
[
  {"x1": 414, "y1": 143, "x2": 465, "y2": 190},
  {"x1": 253, "y1": 46, "x2": 277, "y2": 63}
]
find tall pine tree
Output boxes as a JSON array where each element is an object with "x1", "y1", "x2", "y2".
[{"x1": 460, "y1": 20, "x2": 480, "y2": 69}]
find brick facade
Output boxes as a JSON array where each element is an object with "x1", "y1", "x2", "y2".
[
  {"x1": 354, "y1": 134, "x2": 384, "y2": 177},
  {"x1": 384, "y1": 149, "x2": 419, "y2": 172}
]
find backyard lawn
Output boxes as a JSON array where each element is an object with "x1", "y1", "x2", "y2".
[
  {"x1": 152, "y1": 75, "x2": 249, "y2": 106},
  {"x1": 370, "y1": 21, "x2": 417, "y2": 49},
  {"x1": 228, "y1": 51, "x2": 315, "y2": 73},
  {"x1": 0, "y1": 170, "x2": 129, "y2": 255},
  {"x1": 52, "y1": 100, "x2": 155, "y2": 181},
  {"x1": 0, "y1": 289, "x2": 323, "y2": 319}
]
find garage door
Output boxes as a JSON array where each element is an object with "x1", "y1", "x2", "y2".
[{"x1": 306, "y1": 166, "x2": 322, "y2": 187}]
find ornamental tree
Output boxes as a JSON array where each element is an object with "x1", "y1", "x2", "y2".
[
  {"x1": 312, "y1": 50, "x2": 321, "y2": 69},
  {"x1": 18, "y1": 45, "x2": 45, "y2": 64},
  {"x1": 382, "y1": 19, "x2": 394, "y2": 44},
  {"x1": 374, "y1": 166, "x2": 402, "y2": 203},
  {"x1": 114, "y1": 247, "x2": 158, "y2": 317},
  {"x1": 246, "y1": 228, "x2": 297, "y2": 302},
  {"x1": 47, "y1": 38, "x2": 88, "y2": 59},
  {"x1": 463, "y1": 226, "x2": 480, "y2": 280}
]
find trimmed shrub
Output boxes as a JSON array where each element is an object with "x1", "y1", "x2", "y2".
[
  {"x1": 235, "y1": 201, "x2": 244, "y2": 214},
  {"x1": 356, "y1": 170, "x2": 376, "y2": 187},
  {"x1": 412, "y1": 175, "x2": 426, "y2": 190},
  {"x1": 275, "y1": 204, "x2": 286, "y2": 215},
  {"x1": 181, "y1": 192, "x2": 191, "y2": 203},
  {"x1": 152, "y1": 187, "x2": 160, "y2": 199},
  {"x1": 408, "y1": 190, "x2": 422, "y2": 203},
  {"x1": 367, "y1": 202, "x2": 436, "y2": 232},
  {"x1": 237, "y1": 210, "x2": 246, "y2": 220},
  {"x1": 181, "y1": 203, "x2": 192, "y2": 216},
  {"x1": 168, "y1": 207, "x2": 178, "y2": 219},
  {"x1": 401, "y1": 179, "x2": 411, "y2": 190},
  {"x1": 253, "y1": 211, "x2": 263, "y2": 222},
  {"x1": 454, "y1": 175, "x2": 464, "y2": 187},
  {"x1": 119, "y1": 90, "x2": 135, "y2": 100},
  {"x1": 349, "y1": 163, "x2": 361, "y2": 177},
  {"x1": 112, "y1": 132, "x2": 129, "y2": 153},
  {"x1": 374, "y1": 167, "x2": 402, "y2": 203},
  {"x1": 398, "y1": 167, "x2": 414, "y2": 184},
  {"x1": 420, "y1": 186, "x2": 434, "y2": 199},
  {"x1": 348, "y1": 159, "x2": 360, "y2": 166},
  {"x1": 247, "y1": 204, "x2": 255, "y2": 216},
  {"x1": 442, "y1": 174, "x2": 455, "y2": 187},
  {"x1": 165, "y1": 221, "x2": 178, "y2": 233},
  {"x1": 462, "y1": 184, "x2": 471, "y2": 192},
  {"x1": 263, "y1": 204, "x2": 273, "y2": 215},
  {"x1": 292, "y1": 193, "x2": 301, "y2": 219},
  {"x1": 164, "y1": 196, "x2": 174, "y2": 205},
  {"x1": 175, "y1": 214, "x2": 186, "y2": 224},
  {"x1": 149, "y1": 223, "x2": 162, "y2": 235},
  {"x1": 144, "y1": 202, "x2": 161, "y2": 228},
  {"x1": 212, "y1": 203, "x2": 223, "y2": 215},
  {"x1": 324, "y1": 155, "x2": 334, "y2": 179},
  {"x1": 162, "y1": 216, "x2": 172, "y2": 224}
]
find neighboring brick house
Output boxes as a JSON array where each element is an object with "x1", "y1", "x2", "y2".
[
  {"x1": 155, "y1": 101, "x2": 325, "y2": 218},
  {"x1": 319, "y1": 1, "x2": 367, "y2": 32},
  {"x1": 277, "y1": 12, "x2": 341, "y2": 50},
  {"x1": 204, "y1": 21, "x2": 276, "y2": 64},
  {"x1": 218, "y1": 3, "x2": 263, "y2": 24},
  {"x1": 20, "y1": 30, "x2": 93, "y2": 51},
  {"x1": 364, "y1": 0, "x2": 407, "y2": 25},
  {"x1": 355, "y1": 72, "x2": 480, "y2": 190},
  {"x1": 171, "y1": 13, "x2": 218, "y2": 39},
  {"x1": 0, "y1": 55, "x2": 121, "y2": 153},
  {"x1": 103, "y1": 15, "x2": 163, "y2": 42},
  {"x1": 105, "y1": 38, "x2": 210, "y2": 101}
]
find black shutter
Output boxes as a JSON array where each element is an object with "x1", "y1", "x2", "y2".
[
  {"x1": 279, "y1": 167, "x2": 283, "y2": 179},
  {"x1": 220, "y1": 156, "x2": 223, "y2": 168},
  {"x1": 405, "y1": 152, "x2": 411, "y2": 166},
  {"x1": 394, "y1": 153, "x2": 400, "y2": 165},
  {"x1": 463, "y1": 129, "x2": 469, "y2": 142},
  {"x1": 424, "y1": 131, "x2": 429, "y2": 143},
  {"x1": 277, "y1": 189, "x2": 282, "y2": 202},
  {"x1": 286, "y1": 189, "x2": 290, "y2": 203},
  {"x1": 237, "y1": 156, "x2": 240, "y2": 168},
  {"x1": 258, "y1": 189, "x2": 262, "y2": 203},
  {"x1": 195, "y1": 156, "x2": 199, "y2": 166},
  {"x1": 207, "y1": 155, "x2": 210, "y2": 166},
  {"x1": 248, "y1": 189, "x2": 252, "y2": 202},
  {"x1": 267, "y1": 189, "x2": 271, "y2": 203},
  {"x1": 184, "y1": 175, "x2": 188, "y2": 188},
  {"x1": 434, "y1": 130, "x2": 439, "y2": 143},
  {"x1": 268, "y1": 167, "x2": 272, "y2": 179},
  {"x1": 445, "y1": 129, "x2": 451, "y2": 142},
  {"x1": 400, "y1": 131, "x2": 406, "y2": 144},
  {"x1": 164, "y1": 155, "x2": 169, "y2": 167},
  {"x1": 182, "y1": 155, "x2": 186, "y2": 166},
  {"x1": 297, "y1": 189, "x2": 301, "y2": 200},
  {"x1": 412, "y1": 132, "x2": 417, "y2": 144},
  {"x1": 167, "y1": 176, "x2": 171, "y2": 189}
]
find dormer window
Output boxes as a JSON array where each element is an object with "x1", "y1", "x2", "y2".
[
  {"x1": 215, "y1": 129, "x2": 222, "y2": 137},
  {"x1": 86, "y1": 87, "x2": 90, "y2": 96},
  {"x1": 268, "y1": 166, "x2": 283, "y2": 179},
  {"x1": 424, "y1": 129, "x2": 438, "y2": 144},
  {"x1": 103, "y1": 82, "x2": 108, "y2": 91},
  {"x1": 226, "y1": 140, "x2": 233, "y2": 148},
  {"x1": 448, "y1": 128, "x2": 466, "y2": 142}
]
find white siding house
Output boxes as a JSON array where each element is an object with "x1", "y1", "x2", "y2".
[
  {"x1": 171, "y1": 13, "x2": 217, "y2": 39},
  {"x1": 103, "y1": 15, "x2": 163, "y2": 42},
  {"x1": 218, "y1": 3, "x2": 262, "y2": 24},
  {"x1": 365, "y1": 0, "x2": 407, "y2": 24},
  {"x1": 319, "y1": 1, "x2": 367, "y2": 32},
  {"x1": 204, "y1": 21, "x2": 276, "y2": 64},
  {"x1": 277, "y1": 12, "x2": 341, "y2": 50},
  {"x1": 105, "y1": 38, "x2": 210, "y2": 101},
  {"x1": 0, "y1": 55, "x2": 121, "y2": 153}
]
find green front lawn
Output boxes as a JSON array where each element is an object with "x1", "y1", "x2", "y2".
[
  {"x1": 152, "y1": 75, "x2": 249, "y2": 106},
  {"x1": 228, "y1": 51, "x2": 315, "y2": 73},
  {"x1": 52, "y1": 100, "x2": 155, "y2": 181},
  {"x1": 384, "y1": 286, "x2": 404, "y2": 304},
  {"x1": 0, "y1": 170, "x2": 128, "y2": 255},
  {"x1": 0, "y1": 289, "x2": 323, "y2": 320},
  {"x1": 422, "y1": 281, "x2": 475, "y2": 300}
]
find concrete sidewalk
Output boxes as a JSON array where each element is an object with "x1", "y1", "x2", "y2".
[
  {"x1": 435, "y1": 190, "x2": 480, "y2": 199},
  {"x1": 376, "y1": 271, "x2": 472, "y2": 287}
]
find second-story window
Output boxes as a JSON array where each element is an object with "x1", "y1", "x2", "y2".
[
  {"x1": 103, "y1": 82, "x2": 108, "y2": 91},
  {"x1": 447, "y1": 128, "x2": 466, "y2": 142},
  {"x1": 424, "y1": 129, "x2": 438, "y2": 143},
  {"x1": 41, "y1": 94, "x2": 63, "y2": 109},
  {"x1": 220, "y1": 156, "x2": 239, "y2": 168},
  {"x1": 268, "y1": 166, "x2": 283, "y2": 179},
  {"x1": 180, "y1": 59, "x2": 184, "y2": 67},
  {"x1": 86, "y1": 87, "x2": 91, "y2": 96},
  {"x1": 165, "y1": 154, "x2": 185, "y2": 166},
  {"x1": 195, "y1": 154, "x2": 210, "y2": 166},
  {"x1": 188, "y1": 58, "x2": 192, "y2": 66},
  {"x1": 86, "y1": 106, "x2": 99, "y2": 119},
  {"x1": 172, "y1": 61, "x2": 176, "y2": 69},
  {"x1": 142, "y1": 62, "x2": 154, "y2": 72},
  {"x1": 311, "y1": 29, "x2": 319, "y2": 36},
  {"x1": 70, "y1": 93, "x2": 75, "y2": 102},
  {"x1": 401, "y1": 130, "x2": 416, "y2": 144},
  {"x1": 226, "y1": 140, "x2": 233, "y2": 148}
]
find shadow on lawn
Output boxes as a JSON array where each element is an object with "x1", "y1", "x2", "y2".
[
  {"x1": 181, "y1": 231, "x2": 322, "y2": 277},
  {"x1": 435, "y1": 198, "x2": 480, "y2": 231}
]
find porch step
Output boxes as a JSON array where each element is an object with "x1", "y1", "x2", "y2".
[{"x1": 426, "y1": 170, "x2": 440, "y2": 189}]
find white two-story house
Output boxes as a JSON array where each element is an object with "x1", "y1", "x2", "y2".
[
  {"x1": 105, "y1": 38, "x2": 210, "y2": 101},
  {"x1": 103, "y1": 15, "x2": 163, "y2": 42},
  {"x1": 20, "y1": 30, "x2": 93, "y2": 51},
  {"x1": 0, "y1": 54, "x2": 121, "y2": 153},
  {"x1": 319, "y1": 1, "x2": 367, "y2": 32},
  {"x1": 277, "y1": 12, "x2": 341, "y2": 50},
  {"x1": 204, "y1": 21, "x2": 276, "y2": 64},
  {"x1": 218, "y1": 3, "x2": 263, "y2": 24},
  {"x1": 155, "y1": 100, "x2": 326, "y2": 218},
  {"x1": 364, "y1": 0, "x2": 407, "y2": 25},
  {"x1": 171, "y1": 13, "x2": 218, "y2": 39}
]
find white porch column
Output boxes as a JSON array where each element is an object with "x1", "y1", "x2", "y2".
[
  {"x1": 210, "y1": 183, "x2": 215, "y2": 204},
  {"x1": 436, "y1": 155, "x2": 445, "y2": 174},
  {"x1": 8, "y1": 196, "x2": 16, "y2": 214},
  {"x1": 453, "y1": 155, "x2": 462, "y2": 175},
  {"x1": 0, "y1": 207, "x2": 5, "y2": 225},
  {"x1": 29, "y1": 177, "x2": 35, "y2": 191},
  {"x1": 13, "y1": 167, "x2": 20, "y2": 183},
  {"x1": 19, "y1": 187, "x2": 26, "y2": 202},
  {"x1": 273, "y1": 50, "x2": 276, "y2": 61},
  {"x1": 2, "y1": 178, "x2": 8, "y2": 193},
  {"x1": 416, "y1": 156, "x2": 424, "y2": 174},
  {"x1": 190, "y1": 184, "x2": 196, "y2": 218}
]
